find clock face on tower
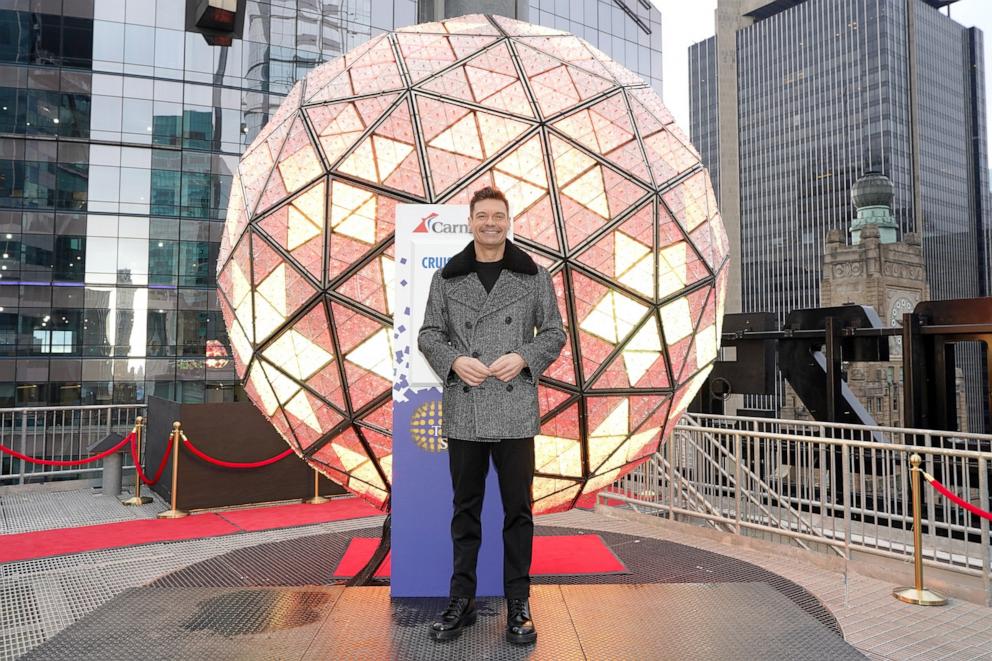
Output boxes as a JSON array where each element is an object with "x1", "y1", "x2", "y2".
[
  {"x1": 889, "y1": 296, "x2": 915, "y2": 355},
  {"x1": 889, "y1": 296, "x2": 914, "y2": 327}
]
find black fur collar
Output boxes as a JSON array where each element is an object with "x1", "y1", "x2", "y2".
[{"x1": 440, "y1": 239, "x2": 538, "y2": 279}]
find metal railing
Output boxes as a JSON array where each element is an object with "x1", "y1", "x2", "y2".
[
  {"x1": 607, "y1": 412, "x2": 992, "y2": 604},
  {"x1": 0, "y1": 405, "x2": 145, "y2": 485},
  {"x1": 3, "y1": 402, "x2": 989, "y2": 602}
]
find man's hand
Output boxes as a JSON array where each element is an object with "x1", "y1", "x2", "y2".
[
  {"x1": 488, "y1": 352, "x2": 527, "y2": 382},
  {"x1": 452, "y1": 356, "x2": 491, "y2": 386}
]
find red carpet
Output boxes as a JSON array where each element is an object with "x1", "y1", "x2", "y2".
[
  {"x1": 0, "y1": 515, "x2": 240, "y2": 564},
  {"x1": 530, "y1": 534, "x2": 627, "y2": 575},
  {"x1": 334, "y1": 537, "x2": 392, "y2": 578},
  {"x1": 333, "y1": 534, "x2": 628, "y2": 578},
  {"x1": 0, "y1": 496, "x2": 382, "y2": 564},
  {"x1": 217, "y1": 498, "x2": 381, "y2": 531}
]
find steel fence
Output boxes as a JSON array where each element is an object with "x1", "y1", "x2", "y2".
[
  {"x1": 0, "y1": 405, "x2": 145, "y2": 485},
  {"x1": 608, "y1": 412, "x2": 992, "y2": 603},
  {"x1": 4, "y1": 403, "x2": 990, "y2": 602}
]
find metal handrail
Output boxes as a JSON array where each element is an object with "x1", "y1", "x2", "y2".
[
  {"x1": 607, "y1": 413, "x2": 992, "y2": 606},
  {"x1": 655, "y1": 453, "x2": 736, "y2": 534},
  {"x1": 677, "y1": 423, "x2": 992, "y2": 459},
  {"x1": 672, "y1": 430, "x2": 819, "y2": 553},
  {"x1": 689, "y1": 411, "x2": 992, "y2": 445},
  {"x1": 689, "y1": 484, "x2": 982, "y2": 537},
  {"x1": 1, "y1": 404, "x2": 146, "y2": 485},
  {"x1": 0, "y1": 404, "x2": 146, "y2": 414}
]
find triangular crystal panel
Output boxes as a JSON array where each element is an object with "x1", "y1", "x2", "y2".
[
  {"x1": 257, "y1": 180, "x2": 325, "y2": 282},
  {"x1": 256, "y1": 115, "x2": 322, "y2": 214},
  {"x1": 334, "y1": 252, "x2": 395, "y2": 316}
]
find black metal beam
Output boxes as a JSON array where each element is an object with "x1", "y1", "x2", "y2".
[{"x1": 720, "y1": 322, "x2": 992, "y2": 343}]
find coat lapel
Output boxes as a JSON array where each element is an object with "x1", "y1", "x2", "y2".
[
  {"x1": 441, "y1": 239, "x2": 537, "y2": 322},
  {"x1": 447, "y1": 273, "x2": 487, "y2": 311},
  {"x1": 476, "y1": 270, "x2": 529, "y2": 321}
]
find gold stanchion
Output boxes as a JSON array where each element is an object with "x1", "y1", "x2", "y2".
[
  {"x1": 157, "y1": 421, "x2": 188, "y2": 519},
  {"x1": 893, "y1": 453, "x2": 947, "y2": 606},
  {"x1": 122, "y1": 416, "x2": 152, "y2": 505},
  {"x1": 304, "y1": 467, "x2": 329, "y2": 505}
]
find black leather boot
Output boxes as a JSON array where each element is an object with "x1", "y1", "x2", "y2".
[
  {"x1": 506, "y1": 597, "x2": 536, "y2": 644},
  {"x1": 430, "y1": 596, "x2": 477, "y2": 641}
]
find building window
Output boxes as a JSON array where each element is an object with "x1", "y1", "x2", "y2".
[{"x1": 32, "y1": 329, "x2": 73, "y2": 354}]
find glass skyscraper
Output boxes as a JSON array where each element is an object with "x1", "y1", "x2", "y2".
[
  {"x1": 689, "y1": 0, "x2": 991, "y2": 428},
  {"x1": 526, "y1": 0, "x2": 662, "y2": 94},
  {"x1": 0, "y1": 0, "x2": 661, "y2": 407},
  {"x1": 688, "y1": 35, "x2": 718, "y2": 207}
]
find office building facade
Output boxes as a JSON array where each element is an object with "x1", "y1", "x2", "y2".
[
  {"x1": 688, "y1": 35, "x2": 718, "y2": 207},
  {"x1": 524, "y1": 0, "x2": 662, "y2": 94},
  {"x1": 420, "y1": 1, "x2": 662, "y2": 93},
  {"x1": 689, "y1": 0, "x2": 991, "y2": 428},
  {"x1": 0, "y1": 0, "x2": 661, "y2": 407}
]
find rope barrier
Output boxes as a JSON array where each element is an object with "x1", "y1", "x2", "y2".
[
  {"x1": 922, "y1": 471, "x2": 992, "y2": 522},
  {"x1": 0, "y1": 433, "x2": 134, "y2": 467},
  {"x1": 0, "y1": 426, "x2": 298, "y2": 473},
  {"x1": 130, "y1": 435, "x2": 174, "y2": 486},
  {"x1": 180, "y1": 433, "x2": 294, "y2": 469}
]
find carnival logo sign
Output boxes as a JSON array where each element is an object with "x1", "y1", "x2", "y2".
[{"x1": 412, "y1": 211, "x2": 470, "y2": 234}]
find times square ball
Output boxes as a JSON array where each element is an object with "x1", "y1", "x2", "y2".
[{"x1": 218, "y1": 14, "x2": 728, "y2": 513}]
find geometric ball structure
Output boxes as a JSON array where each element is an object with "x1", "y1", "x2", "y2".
[{"x1": 218, "y1": 14, "x2": 729, "y2": 514}]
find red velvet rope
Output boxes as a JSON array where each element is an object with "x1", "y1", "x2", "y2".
[
  {"x1": 131, "y1": 435, "x2": 173, "y2": 486},
  {"x1": 0, "y1": 432, "x2": 133, "y2": 467},
  {"x1": 924, "y1": 474, "x2": 992, "y2": 522},
  {"x1": 180, "y1": 434, "x2": 295, "y2": 469}
]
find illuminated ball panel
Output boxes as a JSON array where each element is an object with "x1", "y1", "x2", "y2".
[{"x1": 218, "y1": 14, "x2": 729, "y2": 513}]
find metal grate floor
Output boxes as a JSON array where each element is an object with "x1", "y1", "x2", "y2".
[
  {"x1": 0, "y1": 515, "x2": 384, "y2": 660},
  {"x1": 150, "y1": 525, "x2": 842, "y2": 636},
  {"x1": 4, "y1": 516, "x2": 852, "y2": 660},
  {"x1": 5, "y1": 519, "x2": 862, "y2": 661},
  {"x1": 0, "y1": 488, "x2": 165, "y2": 535},
  {"x1": 4, "y1": 500, "x2": 990, "y2": 660},
  {"x1": 18, "y1": 582, "x2": 864, "y2": 661}
]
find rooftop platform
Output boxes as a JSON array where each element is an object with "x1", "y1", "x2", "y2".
[{"x1": 0, "y1": 486, "x2": 989, "y2": 660}]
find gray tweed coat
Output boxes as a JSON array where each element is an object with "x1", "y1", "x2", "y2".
[{"x1": 417, "y1": 240, "x2": 566, "y2": 441}]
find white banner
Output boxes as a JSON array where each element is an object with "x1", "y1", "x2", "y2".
[
  {"x1": 391, "y1": 202, "x2": 508, "y2": 597},
  {"x1": 395, "y1": 203, "x2": 513, "y2": 389},
  {"x1": 397, "y1": 204, "x2": 469, "y2": 388}
]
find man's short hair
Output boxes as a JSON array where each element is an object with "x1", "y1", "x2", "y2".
[{"x1": 469, "y1": 186, "x2": 509, "y2": 217}]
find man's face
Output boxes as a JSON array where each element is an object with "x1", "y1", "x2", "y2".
[{"x1": 468, "y1": 197, "x2": 510, "y2": 248}]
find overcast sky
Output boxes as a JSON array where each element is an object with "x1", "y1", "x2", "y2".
[{"x1": 652, "y1": 0, "x2": 992, "y2": 166}]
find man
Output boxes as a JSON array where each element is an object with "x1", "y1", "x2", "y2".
[{"x1": 417, "y1": 186, "x2": 566, "y2": 645}]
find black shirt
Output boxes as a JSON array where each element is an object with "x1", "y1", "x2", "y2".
[{"x1": 475, "y1": 258, "x2": 503, "y2": 294}]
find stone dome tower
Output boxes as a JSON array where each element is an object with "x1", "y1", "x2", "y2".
[
  {"x1": 850, "y1": 172, "x2": 898, "y2": 244},
  {"x1": 808, "y1": 171, "x2": 935, "y2": 428}
]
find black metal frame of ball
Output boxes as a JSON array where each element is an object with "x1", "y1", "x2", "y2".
[{"x1": 217, "y1": 14, "x2": 727, "y2": 524}]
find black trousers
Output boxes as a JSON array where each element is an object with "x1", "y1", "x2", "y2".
[{"x1": 447, "y1": 436, "x2": 535, "y2": 599}]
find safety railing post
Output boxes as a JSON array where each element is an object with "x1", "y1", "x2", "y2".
[
  {"x1": 841, "y1": 444, "x2": 852, "y2": 557},
  {"x1": 157, "y1": 421, "x2": 188, "y2": 519},
  {"x1": 979, "y1": 456, "x2": 990, "y2": 607},
  {"x1": 733, "y1": 431, "x2": 742, "y2": 535},
  {"x1": 893, "y1": 453, "x2": 946, "y2": 606},
  {"x1": 667, "y1": 431, "x2": 675, "y2": 520},
  {"x1": 18, "y1": 410, "x2": 27, "y2": 485},
  {"x1": 304, "y1": 466, "x2": 329, "y2": 505},
  {"x1": 122, "y1": 417, "x2": 152, "y2": 506},
  {"x1": 841, "y1": 443, "x2": 852, "y2": 605}
]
